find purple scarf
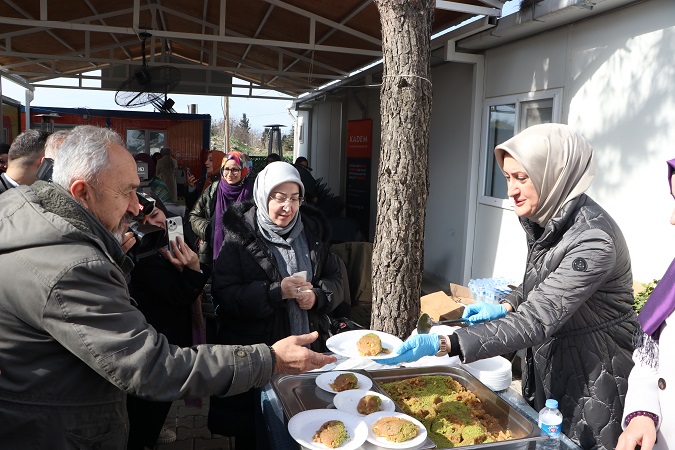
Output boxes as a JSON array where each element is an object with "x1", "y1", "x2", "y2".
[
  {"x1": 212, "y1": 177, "x2": 253, "y2": 260},
  {"x1": 637, "y1": 158, "x2": 675, "y2": 338}
]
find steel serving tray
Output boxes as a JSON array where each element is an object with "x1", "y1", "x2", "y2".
[
  {"x1": 271, "y1": 369, "x2": 436, "y2": 449},
  {"x1": 367, "y1": 366, "x2": 545, "y2": 450},
  {"x1": 272, "y1": 366, "x2": 545, "y2": 450}
]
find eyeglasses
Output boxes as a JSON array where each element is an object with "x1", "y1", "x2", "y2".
[
  {"x1": 222, "y1": 167, "x2": 241, "y2": 173},
  {"x1": 269, "y1": 194, "x2": 305, "y2": 206}
]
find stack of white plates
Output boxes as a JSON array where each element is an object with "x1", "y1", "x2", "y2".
[{"x1": 461, "y1": 356, "x2": 512, "y2": 391}]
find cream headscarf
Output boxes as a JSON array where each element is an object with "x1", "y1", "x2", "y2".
[
  {"x1": 254, "y1": 161, "x2": 305, "y2": 235},
  {"x1": 494, "y1": 123, "x2": 595, "y2": 226}
]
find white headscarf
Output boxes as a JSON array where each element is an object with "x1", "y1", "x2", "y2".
[
  {"x1": 494, "y1": 123, "x2": 595, "y2": 226},
  {"x1": 254, "y1": 161, "x2": 305, "y2": 235}
]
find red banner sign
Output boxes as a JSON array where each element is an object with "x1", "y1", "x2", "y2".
[{"x1": 347, "y1": 119, "x2": 373, "y2": 159}]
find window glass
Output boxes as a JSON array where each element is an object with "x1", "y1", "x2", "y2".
[
  {"x1": 126, "y1": 129, "x2": 167, "y2": 155},
  {"x1": 521, "y1": 99, "x2": 553, "y2": 129},
  {"x1": 126, "y1": 130, "x2": 145, "y2": 155},
  {"x1": 484, "y1": 96, "x2": 556, "y2": 200},
  {"x1": 149, "y1": 131, "x2": 166, "y2": 155},
  {"x1": 485, "y1": 104, "x2": 515, "y2": 199}
]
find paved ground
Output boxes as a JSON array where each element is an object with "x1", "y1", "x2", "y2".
[{"x1": 156, "y1": 398, "x2": 233, "y2": 450}]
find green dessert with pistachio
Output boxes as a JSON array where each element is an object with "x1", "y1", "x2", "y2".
[
  {"x1": 380, "y1": 375, "x2": 512, "y2": 447},
  {"x1": 313, "y1": 420, "x2": 349, "y2": 448},
  {"x1": 372, "y1": 416, "x2": 419, "y2": 442}
]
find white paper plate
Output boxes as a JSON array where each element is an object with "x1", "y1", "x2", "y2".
[
  {"x1": 333, "y1": 389, "x2": 396, "y2": 417},
  {"x1": 288, "y1": 409, "x2": 368, "y2": 450},
  {"x1": 326, "y1": 330, "x2": 403, "y2": 359},
  {"x1": 362, "y1": 411, "x2": 428, "y2": 449},
  {"x1": 315, "y1": 371, "x2": 373, "y2": 394},
  {"x1": 462, "y1": 356, "x2": 511, "y2": 374},
  {"x1": 462, "y1": 356, "x2": 512, "y2": 391}
]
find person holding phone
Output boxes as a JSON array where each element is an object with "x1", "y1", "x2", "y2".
[
  {"x1": 125, "y1": 197, "x2": 210, "y2": 449},
  {"x1": 165, "y1": 216, "x2": 185, "y2": 257},
  {"x1": 188, "y1": 150, "x2": 255, "y2": 345}
]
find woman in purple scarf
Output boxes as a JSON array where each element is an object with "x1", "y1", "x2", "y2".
[
  {"x1": 187, "y1": 150, "x2": 253, "y2": 346},
  {"x1": 212, "y1": 151, "x2": 254, "y2": 260},
  {"x1": 617, "y1": 159, "x2": 675, "y2": 450},
  {"x1": 189, "y1": 150, "x2": 254, "y2": 266}
]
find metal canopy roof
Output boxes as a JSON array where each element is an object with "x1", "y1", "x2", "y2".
[{"x1": 0, "y1": 0, "x2": 504, "y2": 100}]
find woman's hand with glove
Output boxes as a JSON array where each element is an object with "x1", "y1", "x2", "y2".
[
  {"x1": 461, "y1": 302, "x2": 507, "y2": 325},
  {"x1": 377, "y1": 334, "x2": 440, "y2": 365}
]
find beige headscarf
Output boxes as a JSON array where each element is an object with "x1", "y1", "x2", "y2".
[{"x1": 494, "y1": 123, "x2": 595, "y2": 226}]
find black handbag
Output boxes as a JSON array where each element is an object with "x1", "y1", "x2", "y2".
[{"x1": 329, "y1": 316, "x2": 365, "y2": 335}]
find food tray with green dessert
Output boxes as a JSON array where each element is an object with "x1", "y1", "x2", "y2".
[
  {"x1": 368, "y1": 366, "x2": 545, "y2": 450},
  {"x1": 272, "y1": 369, "x2": 436, "y2": 449},
  {"x1": 272, "y1": 366, "x2": 544, "y2": 449}
]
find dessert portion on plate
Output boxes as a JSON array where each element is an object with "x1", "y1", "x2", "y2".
[
  {"x1": 363, "y1": 411, "x2": 428, "y2": 449},
  {"x1": 315, "y1": 371, "x2": 373, "y2": 394},
  {"x1": 356, "y1": 332, "x2": 391, "y2": 356},
  {"x1": 330, "y1": 373, "x2": 359, "y2": 392},
  {"x1": 356, "y1": 394, "x2": 382, "y2": 415},
  {"x1": 287, "y1": 409, "x2": 368, "y2": 450},
  {"x1": 372, "y1": 416, "x2": 419, "y2": 442},
  {"x1": 313, "y1": 420, "x2": 348, "y2": 448},
  {"x1": 326, "y1": 330, "x2": 402, "y2": 360},
  {"x1": 333, "y1": 389, "x2": 396, "y2": 417}
]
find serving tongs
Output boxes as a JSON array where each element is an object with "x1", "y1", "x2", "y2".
[{"x1": 416, "y1": 312, "x2": 467, "y2": 334}]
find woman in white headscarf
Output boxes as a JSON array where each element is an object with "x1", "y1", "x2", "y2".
[
  {"x1": 207, "y1": 161, "x2": 344, "y2": 448},
  {"x1": 381, "y1": 124, "x2": 637, "y2": 450}
]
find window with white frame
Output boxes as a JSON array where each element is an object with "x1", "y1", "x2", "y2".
[{"x1": 480, "y1": 89, "x2": 561, "y2": 206}]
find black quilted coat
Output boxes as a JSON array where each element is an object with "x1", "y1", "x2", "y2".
[
  {"x1": 210, "y1": 201, "x2": 343, "y2": 350},
  {"x1": 208, "y1": 202, "x2": 343, "y2": 438},
  {"x1": 455, "y1": 194, "x2": 637, "y2": 450}
]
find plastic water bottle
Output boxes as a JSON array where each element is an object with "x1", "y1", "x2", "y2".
[
  {"x1": 468, "y1": 279, "x2": 477, "y2": 300},
  {"x1": 537, "y1": 399, "x2": 562, "y2": 450}
]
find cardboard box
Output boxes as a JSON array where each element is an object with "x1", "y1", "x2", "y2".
[
  {"x1": 420, "y1": 290, "x2": 473, "y2": 322},
  {"x1": 449, "y1": 283, "x2": 474, "y2": 306}
]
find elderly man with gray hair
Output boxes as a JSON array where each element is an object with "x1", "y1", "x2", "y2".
[{"x1": 0, "y1": 125, "x2": 334, "y2": 449}]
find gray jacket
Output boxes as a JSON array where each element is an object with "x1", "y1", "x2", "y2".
[
  {"x1": 189, "y1": 179, "x2": 219, "y2": 265},
  {"x1": 0, "y1": 182, "x2": 274, "y2": 449},
  {"x1": 455, "y1": 194, "x2": 637, "y2": 450}
]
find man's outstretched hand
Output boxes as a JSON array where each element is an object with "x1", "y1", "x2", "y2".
[{"x1": 272, "y1": 332, "x2": 337, "y2": 374}]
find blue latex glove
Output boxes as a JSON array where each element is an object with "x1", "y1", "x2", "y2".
[
  {"x1": 378, "y1": 333, "x2": 440, "y2": 365},
  {"x1": 461, "y1": 302, "x2": 507, "y2": 325}
]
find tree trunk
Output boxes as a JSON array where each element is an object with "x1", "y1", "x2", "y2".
[{"x1": 371, "y1": 0, "x2": 434, "y2": 338}]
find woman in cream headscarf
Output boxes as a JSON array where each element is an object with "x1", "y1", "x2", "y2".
[
  {"x1": 207, "y1": 161, "x2": 344, "y2": 447},
  {"x1": 381, "y1": 124, "x2": 637, "y2": 450}
]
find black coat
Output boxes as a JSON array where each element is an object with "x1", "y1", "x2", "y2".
[
  {"x1": 211, "y1": 202, "x2": 343, "y2": 351},
  {"x1": 129, "y1": 253, "x2": 210, "y2": 347},
  {"x1": 455, "y1": 195, "x2": 637, "y2": 450}
]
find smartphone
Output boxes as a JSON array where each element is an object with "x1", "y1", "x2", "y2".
[{"x1": 165, "y1": 216, "x2": 184, "y2": 257}]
